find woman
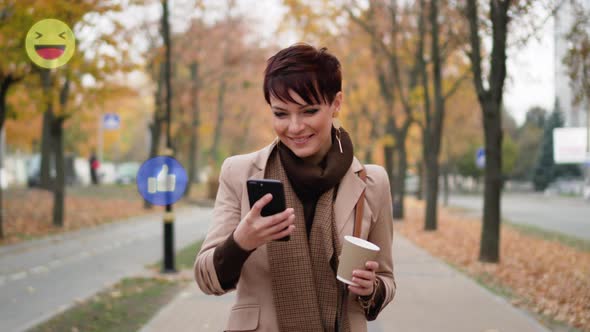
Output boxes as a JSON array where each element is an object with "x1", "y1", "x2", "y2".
[{"x1": 194, "y1": 43, "x2": 395, "y2": 332}]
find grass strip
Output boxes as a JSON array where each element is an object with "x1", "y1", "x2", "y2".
[
  {"x1": 447, "y1": 204, "x2": 590, "y2": 253},
  {"x1": 149, "y1": 239, "x2": 204, "y2": 270},
  {"x1": 27, "y1": 277, "x2": 183, "y2": 332},
  {"x1": 29, "y1": 239, "x2": 204, "y2": 332},
  {"x1": 503, "y1": 220, "x2": 590, "y2": 253}
]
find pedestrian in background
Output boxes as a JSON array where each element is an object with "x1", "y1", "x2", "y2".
[
  {"x1": 194, "y1": 43, "x2": 395, "y2": 332},
  {"x1": 89, "y1": 151, "x2": 100, "y2": 185}
]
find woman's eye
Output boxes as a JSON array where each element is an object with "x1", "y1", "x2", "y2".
[
  {"x1": 305, "y1": 109, "x2": 318, "y2": 114},
  {"x1": 273, "y1": 112, "x2": 286, "y2": 118}
]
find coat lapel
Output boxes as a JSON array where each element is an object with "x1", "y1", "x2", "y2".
[
  {"x1": 244, "y1": 138, "x2": 370, "y2": 236},
  {"x1": 334, "y1": 157, "x2": 368, "y2": 235}
]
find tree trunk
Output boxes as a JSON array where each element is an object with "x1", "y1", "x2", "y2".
[
  {"x1": 360, "y1": 104, "x2": 378, "y2": 164},
  {"x1": 185, "y1": 61, "x2": 201, "y2": 197},
  {"x1": 0, "y1": 76, "x2": 11, "y2": 132},
  {"x1": 40, "y1": 70, "x2": 54, "y2": 189},
  {"x1": 393, "y1": 138, "x2": 407, "y2": 219},
  {"x1": 210, "y1": 78, "x2": 226, "y2": 166},
  {"x1": 424, "y1": 153, "x2": 440, "y2": 230},
  {"x1": 51, "y1": 118, "x2": 65, "y2": 227},
  {"x1": 480, "y1": 101, "x2": 503, "y2": 262},
  {"x1": 466, "y1": 0, "x2": 509, "y2": 263},
  {"x1": 364, "y1": 149, "x2": 373, "y2": 164},
  {"x1": 416, "y1": 160, "x2": 424, "y2": 200},
  {"x1": 51, "y1": 76, "x2": 70, "y2": 227},
  {"x1": 350, "y1": 107, "x2": 360, "y2": 153},
  {"x1": 443, "y1": 164, "x2": 450, "y2": 206},
  {"x1": 384, "y1": 144, "x2": 395, "y2": 208},
  {"x1": 0, "y1": 77, "x2": 10, "y2": 239},
  {"x1": 144, "y1": 63, "x2": 165, "y2": 209},
  {"x1": 423, "y1": 0, "x2": 446, "y2": 231}
]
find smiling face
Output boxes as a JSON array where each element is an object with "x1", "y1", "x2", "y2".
[
  {"x1": 25, "y1": 19, "x2": 75, "y2": 69},
  {"x1": 271, "y1": 90, "x2": 342, "y2": 165}
]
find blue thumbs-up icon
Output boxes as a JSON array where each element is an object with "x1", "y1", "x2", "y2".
[{"x1": 137, "y1": 156, "x2": 187, "y2": 205}]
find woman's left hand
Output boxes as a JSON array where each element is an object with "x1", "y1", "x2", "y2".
[{"x1": 347, "y1": 261, "x2": 379, "y2": 297}]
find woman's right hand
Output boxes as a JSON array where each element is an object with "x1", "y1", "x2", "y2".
[{"x1": 233, "y1": 193, "x2": 296, "y2": 251}]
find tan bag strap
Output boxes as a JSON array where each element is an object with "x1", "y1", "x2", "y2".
[{"x1": 353, "y1": 167, "x2": 367, "y2": 238}]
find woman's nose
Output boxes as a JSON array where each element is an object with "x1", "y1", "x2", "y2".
[{"x1": 288, "y1": 116, "x2": 305, "y2": 133}]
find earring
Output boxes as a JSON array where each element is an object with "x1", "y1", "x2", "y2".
[{"x1": 333, "y1": 118, "x2": 343, "y2": 154}]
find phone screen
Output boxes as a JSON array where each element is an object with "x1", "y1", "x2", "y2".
[{"x1": 247, "y1": 179, "x2": 289, "y2": 241}]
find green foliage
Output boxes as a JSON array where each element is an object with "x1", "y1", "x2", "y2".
[
  {"x1": 523, "y1": 106, "x2": 547, "y2": 129},
  {"x1": 510, "y1": 107, "x2": 547, "y2": 180},
  {"x1": 455, "y1": 136, "x2": 517, "y2": 179},
  {"x1": 502, "y1": 134, "x2": 518, "y2": 175},
  {"x1": 456, "y1": 144, "x2": 482, "y2": 178},
  {"x1": 532, "y1": 106, "x2": 582, "y2": 191},
  {"x1": 563, "y1": 2, "x2": 590, "y2": 108}
]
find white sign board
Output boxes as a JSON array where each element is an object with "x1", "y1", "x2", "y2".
[
  {"x1": 553, "y1": 127, "x2": 589, "y2": 164},
  {"x1": 103, "y1": 113, "x2": 120, "y2": 130}
]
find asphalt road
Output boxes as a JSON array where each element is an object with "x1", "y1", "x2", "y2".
[
  {"x1": 0, "y1": 206, "x2": 212, "y2": 332},
  {"x1": 447, "y1": 192, "x2": 590, "y2": 240}
]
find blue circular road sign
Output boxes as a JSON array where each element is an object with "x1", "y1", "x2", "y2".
[{"x1": 137, "y1": 156, "x2": 188, "y2": 205}]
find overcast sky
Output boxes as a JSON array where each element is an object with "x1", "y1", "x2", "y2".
[
  {"x1": 503, "y1": 12, "x2": 555, "y2": 125},
  {"x1": 245, "y1": 0, "x2": 555, "y2": 125}
]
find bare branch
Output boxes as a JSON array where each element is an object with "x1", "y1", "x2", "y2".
[
  {"x1": 344, "y1": 4, "x2": 393, "y2": 58},
  {"x1": 387, "y1": 1, "x2": 412, "y2": 116},
  {"x1": 443, "y1": 68, "x2": 471, "y2": 101}
]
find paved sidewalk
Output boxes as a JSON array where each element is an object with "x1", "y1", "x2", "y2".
[{"x1": 141, "y1": 235, "x2": 549, "y2": 332}]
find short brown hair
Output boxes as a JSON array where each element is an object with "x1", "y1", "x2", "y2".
[{"x1": 263, "y1": 43, "x2": 342, "y2": 106}]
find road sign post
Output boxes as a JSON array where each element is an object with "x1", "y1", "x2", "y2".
[
  {"x1": 476, "y1": 147, "x2": 485, "y2": 169},
  {"x1": 98, "y1": 113, "x2": 120, "y2": 163}
]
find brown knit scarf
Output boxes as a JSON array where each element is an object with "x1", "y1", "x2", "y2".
[{"x1": 265, "y1": 128, "x2": 353, "y2": 332}]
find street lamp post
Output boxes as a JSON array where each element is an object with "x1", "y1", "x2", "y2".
[{"x1": 162, "y1": 0, "x2": 175, "y2": 273}]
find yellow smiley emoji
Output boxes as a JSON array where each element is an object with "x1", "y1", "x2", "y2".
[{"x1": 25, "y1": 19, "x2": 75, "y2": 69}]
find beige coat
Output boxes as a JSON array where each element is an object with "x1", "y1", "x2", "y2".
[{"x1": 194, "y1": 140, "x2": 395, "y2": 332}]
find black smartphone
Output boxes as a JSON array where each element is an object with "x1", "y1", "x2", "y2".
[{"x1": 246, "y1": 179, "x2": 290, "y2": 241}]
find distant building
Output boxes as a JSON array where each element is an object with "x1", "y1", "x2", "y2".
[{"x1": 554, "y1": 0, "x2": 590, "y2": 127}]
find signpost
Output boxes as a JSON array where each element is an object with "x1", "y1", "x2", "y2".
[
  {"x1": 97, "y1": 113, "x2": 120, "y2": 162},
  {"x1": 103, "y1": 113, "x2": 120, "y2": 130},
  {"x1": 476, "y1": 147, "x2": 485, "y2": 169}
]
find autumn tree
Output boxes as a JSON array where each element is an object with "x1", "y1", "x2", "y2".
[
  {"x1": 563, "y1": 1, "x2": 590, "y2": 113},
  {"x1": 344, "y1": 1, "x2": 420, "y2": 219},
  {"x1": 22, "y1": 1, "x2": 134, "y2": 226},
  {"x1": 0, "y1": 1, "x2": 37, "y2": 237},
  {"x1": 416, "y1": 0, "x2": 470, "y2": 230},
  {"x1": 511, "y1": 106, "x2": 546, "y2": 180}
]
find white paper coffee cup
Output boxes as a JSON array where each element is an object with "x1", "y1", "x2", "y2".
[{"x1": 337, "y1": 236, "x2": 380, "y2": 287}]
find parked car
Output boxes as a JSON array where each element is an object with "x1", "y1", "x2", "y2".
[
  {"x1": 115, "y1": 162, "x2": 140, "y2": 185},
  {"x1": 26, "y1": 154, "x2": 79, "y2": 187},
  {"x1": 544, "y1": 177, "x2": 585, "y2": 197}
]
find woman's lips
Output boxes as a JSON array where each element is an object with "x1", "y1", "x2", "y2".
[{"x1": 290, "y1": 134, "x2": 314, "y2": 145}]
